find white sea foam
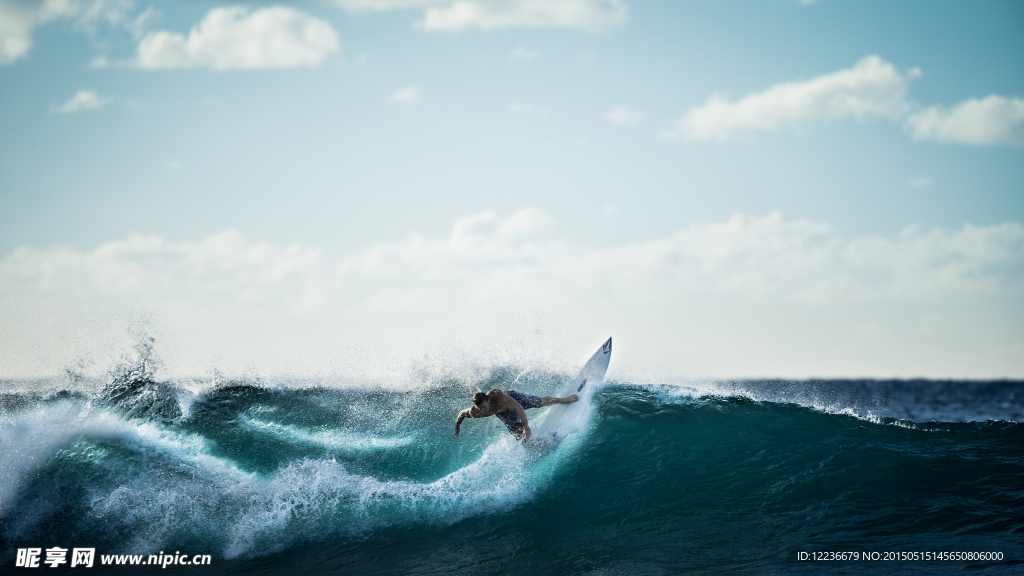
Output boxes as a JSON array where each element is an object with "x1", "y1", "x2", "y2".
[
  {"x1": 217, "y1": 405, "x2": 598, "y2": 557},
  {"x1": 2, "y1": 391, "x2": 600, "y2": 559},
  {"x1": 238, "y1": 416, "x2": 417, "y2": 451},
  {"x1": 81, "y1": 429, "x2": 580, "y2": 558},
  {"x1": 0, "y1": 400, "x2": 253, "y2": 519}
]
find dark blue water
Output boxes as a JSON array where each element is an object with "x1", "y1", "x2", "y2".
[{"x1": 1, "y1": 360, "x2": 1022, "y2": 574}]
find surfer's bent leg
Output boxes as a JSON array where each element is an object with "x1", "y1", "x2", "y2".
[
  {"x1": 540, "y1": 394, "x2": 579, "y2": 407},
  {"x1": 507, "y1": 390, "x2": 544, "y2": 410}
]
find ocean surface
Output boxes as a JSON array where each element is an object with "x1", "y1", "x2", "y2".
[{"x1": 1, "y1": 350, "x2": 1022, "y2": 574}]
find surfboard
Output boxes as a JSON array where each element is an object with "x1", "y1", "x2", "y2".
[{"x1": 541, "y1": 337, "x2": 612, "y2": 438}]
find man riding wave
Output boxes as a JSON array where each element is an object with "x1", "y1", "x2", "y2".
[{"x1": 455, "y1": 389, "x2": 579, "y2": 440}]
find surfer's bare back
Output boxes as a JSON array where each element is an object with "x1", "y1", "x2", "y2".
[{"x1": 454, "y1": 389, "x2": 579, "y2": 440}]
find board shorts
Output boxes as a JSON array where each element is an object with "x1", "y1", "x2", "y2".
[{"x1": 495, "y1": 390, "x2": 544, "y2": 437}]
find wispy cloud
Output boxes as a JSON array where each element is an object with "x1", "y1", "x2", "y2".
[
  {"x1": 9, "y1": 211, "x2": 1019, "y2": 305},
  {"x1": 324, "y1": 0, "x2": 441, "y2": 9},
  {"x1": 135, "y1": 6, "x2": 340, "y2": 70},
  {"x1": 675, "y1": 56, "x2": 919, "y2": 140},
  {"x1": 673, "y1": 55, "x2": 1023, "y2": 147},
  {"x1": 391, "y1": 86, "x2": 419, "y2": 104},
  {"x1": 0, "y1": 0, "x2": 138, "y2": 65},
  {"x1": 508, "y1": 103, "x2": 534, "y2": 114},
  {"x1": 607, "y1": 107, "x2": 643, "y2": 125},
  {"x1": 52, "y1": 89, "x2": 111, "y2": 114},
  {"x1": 321, "y1": 0, "x2": 629, "y2": 31},
  {"x1": 509, "y1": 46, "x2": 540, "y2": 62},
  {"x1": 4, "y1": 210, "x2": 1021, "y2": 378},
  {"x1": 905, "y1": 95, "x2": 1024, "y2": 146},
  {"x1": 418, "y1": 0, "x2": 628, "y2": 32}
]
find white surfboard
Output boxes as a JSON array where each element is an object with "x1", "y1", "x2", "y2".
[{"x1": 541, "y1": 337, "x2": 612, "y2": 438}]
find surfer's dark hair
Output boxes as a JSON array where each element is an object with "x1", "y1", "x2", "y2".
[{"x1": 472, "y1": 391, "x2": 488, "y2": 406}]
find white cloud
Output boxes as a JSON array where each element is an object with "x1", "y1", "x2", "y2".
[
  {"x1": 52, "y1": 89, "x2": 111, "y2": 114},
  {"x1": 677, "y1": 56, "x2": 919, "y2": 140},
  {"x1": 419, "y1": 0, "x2": 628, "y2": 32},
  {"x1": 509, "y1": 46, "x2": 539, "y2": 62},
  {"x1": 321, "y1": 0, "x2": 629, "y2": 31},
  {"x1": 904, "y1": 95, "x2": 1024, "y2": 146},
  {"x1": 322, "y1": 0, "x2": 443, "y2": 9},
  {"x1": 123, "y1": 4, "x2": 157, "y2": 38},
  {"x1": 0, "y1": 0, "x2": 135, "y2": 64},
  {"x1": 0, "y1": 0, "x2": 51, "y2": 62},
  {"x1": 607, "y1": 107, "x2": 642, "y2": 125},
  {"x1": 135, "y1": 6, "x2": 340, "y2": 70},
  {"x1": 3, "y1": 210, "x2": 1022, "y2": 379},
  {"x1": 391, "y1": 85, "x2": 419, "y2": 104}
]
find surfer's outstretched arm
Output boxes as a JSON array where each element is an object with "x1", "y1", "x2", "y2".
[
  {"x1": 454, "y1": 408, "x2": 471, "y2": 436},
  {"x1": 504, "y1": 397, "x2": 531, "y2": 440}
]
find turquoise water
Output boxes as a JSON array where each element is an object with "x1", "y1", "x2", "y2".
[{"x1": 1, "y1": 362, "x2": 1022, "y2": 574}]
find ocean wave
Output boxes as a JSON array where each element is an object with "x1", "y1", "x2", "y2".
[{"x1": 2, "y1": 377, "x2": 1022, "y2": 571}]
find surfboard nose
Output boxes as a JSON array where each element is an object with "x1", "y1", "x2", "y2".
[{"x1": 602, "y1": 337, "x2": 612, "y2": 355}]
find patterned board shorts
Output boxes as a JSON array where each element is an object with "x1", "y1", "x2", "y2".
[{"x1": 495, "y1": 390, "x2": 543, "y2": 437}]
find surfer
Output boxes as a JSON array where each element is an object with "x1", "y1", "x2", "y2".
[{"x1": 454, "y1": 389, "x2": 579, "y2": 440}]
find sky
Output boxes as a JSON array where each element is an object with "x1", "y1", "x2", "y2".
[{"x1": 0, "y1": 0, "x2": 1022, "y2": 381}]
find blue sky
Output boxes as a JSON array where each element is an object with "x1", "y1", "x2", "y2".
[{"x1": 1, "y1": 0, "x2": 1022, "y2": 380}]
